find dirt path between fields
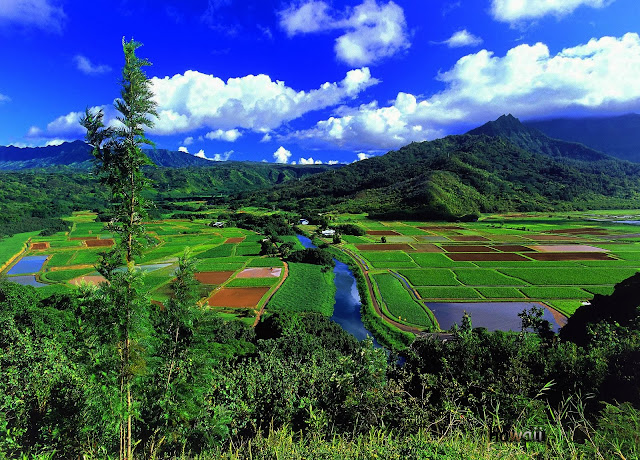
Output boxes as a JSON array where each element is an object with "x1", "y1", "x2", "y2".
[{"x1": 252, "y1": 261, "x2": 289, "y2": 327}]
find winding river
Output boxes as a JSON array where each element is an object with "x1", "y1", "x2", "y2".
[{"x1": 296, "y1": 235, "x2": 380, "y2": 346}]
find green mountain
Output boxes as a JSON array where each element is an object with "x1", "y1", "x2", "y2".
[
  {"x1": 234, "y1": 116, "x2": 640, "y2": 220},
  {"x1": 524, "y1": 113, "x2": 640, "y2": 162}
]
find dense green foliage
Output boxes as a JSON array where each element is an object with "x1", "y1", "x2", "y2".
[{"x1": 2, "y1": 273, "x2": 640, "y2": 458}]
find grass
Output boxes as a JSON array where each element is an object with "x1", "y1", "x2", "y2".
[
  {"x1": 68, "y1": 222, "x2": 106, "y2": 237},
  {"x1": 397, "y1": 269, "x2": 460, "y2": 286},
  {"x1": 235, "y1": 244, "x2": 261, "y2": 256},
  {"x1": 373, "y1": 273, "x2": 435, "y2": 329},
  {"x1": 453, "y1": 269, "x2": 525, "y2": 286},
  {"x1": 546, "y1": 300, "x2": 583, "y2": 316},
  {"x1": 267, "y1": 262, "x2": 335, "y2": 316},
  {"x1": 247, "y1": 257, "x2": 284, "y2": 267},
  {"x1": 195, "y1": 259, "x2": 246, "y2": 272},
  {"x1": 476, "y1": 287, "x2": 526, "y2": 299},
  {"x1": 499, "y1": 267, "x2": 639, "y2": 285},
  {"x1": 519, "y1": 286, "x2": 591, "y2": 299},
  {"x1": 583, "y1": 286, "x2": 615, "y2": 296},
  {"x1": 46, "y1": 252, "x2": 75, "y2": 267},
  {"x1": 197, "y1": 244, "x2": 236, "y2": 258},
  {"x1": 409, "y1": 253, "x2": 475, "y2": 268},
  {"x1": 417, "y1": 286, "x2": 483, "y2": 300},
  {"x1": 227, "y1": 277, "x2": 279, "y2": 287},
  {"x1": 0, "y1": 231, "x2": 38, "y2": 269},
  {"x1": 70, "y1": 250, "x2": 103, "y2": 266},
  {"x1": 363, "y1": 251, "x2": 414, "y2": 262},
  {"x1": 41, "y1": 268, "x2": 95, "y2": 282}
]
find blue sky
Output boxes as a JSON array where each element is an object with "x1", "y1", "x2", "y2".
[{"x1": 1, "y1": 0, "x2": 639, "y2": 164}]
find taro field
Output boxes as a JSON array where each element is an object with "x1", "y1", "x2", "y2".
[
  {"x1": 0, "y1": 211, "x2": 300, "y2": 325},
  {"x1": 320, "y1": 211, "x2": 640, "y2": 331}
]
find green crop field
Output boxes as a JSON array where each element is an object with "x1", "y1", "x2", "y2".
[
  {"x1": 47, "y1": 252, "x2": 75, "y2": 267},
  {"x1": 198, "y1": 244, "x2": 235, "y2": 258},
  {"x1": 227, "y1": 277, "x2": 279, "y2": 287},
  {"x1": 267, "y1": 262, "x2": 335, "y2": 315},
  {"x1": 0, "y1": 231, "x2": 38, "y2": 269},
  {"x1": 42, "y1": 268, "x2": 95, "y2": 282},
  {"x1": 337, "y1": 212, "x2": 640, "y2": 330},
  {"x1": 247, "y1": 257, "x2": 284, "y2": 267},
  {"x1": 397, "y1": 269, "x2": 460, "y2": 286},
  {"x1": 70, "y1": 250, "x2": 103, "y2": 266},
  {"x1": 373, "y1": 273, "x2": 435, "y2": 329},
  {"x1": 453, "y1": 269, "x2": 525, "y2": 286}
]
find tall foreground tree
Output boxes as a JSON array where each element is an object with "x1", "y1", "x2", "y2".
[{"x1": 80, "y1": 38, "x2": 158, "y2": 460}]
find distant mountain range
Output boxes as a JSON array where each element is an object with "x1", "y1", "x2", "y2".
[
  {"x1": 0, "y1": 140, "x2": 233, "y2": 169},
  {"x1": 234, "y1": 115, "x2": 640, "y2": 220},
  {"x1": 524, "y1": 113, "x2": 640, "y2": 162}
]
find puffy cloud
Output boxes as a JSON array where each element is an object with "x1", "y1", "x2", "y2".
[
  {"x1": 260, "y1": 133, "x2": 272, "y2": 142},
  {"x1": 183, "y1": 136, "x2": 194, "y2": 145},
  {"x1": 45, "y1": 138, "x2": 67, "y2": 146},
  {"x1": 194, "y1": 149, "x2": 209, "y2": 160},
  {"x1": 32, "y1": 66, "x2": 378, "y2": 141},
  {"x1": 212, "y1": 150, "x2": 233, "y2": 161},
  {"x1": 327, "y1": 160, "x2": 340, "y2": 165},
  {"x1": 0, "y1": 0, "x2": 65, "y2": 32},
  {"x1": 273, "y1": 146, "x2": 292, "y2": 163},
  {"x1": 149, "y1": 68, "x2": 377, "y2": 135},
  {"x1": 178, "y1": 146, "x2": 189, "y2": 153},
  {"x1": 291, "y1": 33, "x2": 640, "y2": 150},
  {"x1": 491, "y1": 0, "x2": 614, "y2": 24},
  {"x1": 0, "y1": 93, "x2": 10, "y2": 104},
  {"x1": 204, "y1": 128, "x2": 242, "y2": 142},
  {"x1": 437, "y1": 30, "x2": 483, "y2": 48},
  {"x1": 279, "y1": 0, "x2": 410, "y2": 66},
  {"x1": 299, "y1": 157, "x2": 323, "y2": 164},
  {"x1": 356, "y1": 153, "x2": 373, "y2": 161},
  {"x1": 74, "y1": 55, "x2": 112, "y2": 75}
]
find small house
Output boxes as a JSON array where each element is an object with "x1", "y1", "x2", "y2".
[{"x1": 299, "y1": 219, "x2": 309, "y2": 225}]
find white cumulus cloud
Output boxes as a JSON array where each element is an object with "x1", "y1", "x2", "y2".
[
  {"x1": 74, "y1": 55, "x2": 112, "y2": 75},
  {"x1": 0, "y1": 0, "x2": 65, "y2": 32},
  {"x1": 279, "y1": 0, "x2": 410, "y2": 66},
  {"x1": 29, "y1": 67, "x2": 377, "y2": 142},
  {"x1": 178, "y1": 146, "x2": 189, "y2": 153},
  {"x1": 356, "y1": 152, "x2": 373, "y2": 161},
  {"x1": 299, "y1": 157, "x2": 323, "y2": 164},
  {"x1": 491, "y1": 0, "x2": 614, "y2": 24},
  {"x1": 273, "y1": 146, "x2": 292, "y2": 164},
  {"x1": 183, "y1": 136, "x2": 194, "y2": 145},
  {"x1": 204, "y1": 128, "x2": 242, "y2": 142},
  {"x1": 291, "y1": 33, "x2": 640, "y2": 150},
  {"x1": 437, "y1": 29, "x2": 483, "y2": 48}
]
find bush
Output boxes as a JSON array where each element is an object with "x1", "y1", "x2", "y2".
[{"x1": 286, "y1": 248, "x2": 335, "y2": 267}]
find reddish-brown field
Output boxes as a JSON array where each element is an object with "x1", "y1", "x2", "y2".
[
  {"x1": 408, "y1": 244, "x2": 444, "y2": 253},
  {"x1": 236, "y1": 267, "x2": 282, "y2": 278},
  {"x1": 225, "y1": 237, "x2": 245, "y2": 243},
  {"x1": 30, "y1": 242, "x2": 49, "y2": 250},
  {"x1": 526, "y1": 253, "x2": 615, "y2": 261},
  {"x1": 207, "y1": 287, "x2": 270, "y2": 308},
  {"x1": 195, "y1": 271, "x2": 235, "y2": 285},
  {"x1": 446, "y1": 253, "x2": 530, "y2": 261},
  {"x1": 85, "y1": 239, "x2": 115, "y2": 247},
  {"x1": 442, "y1": 245, "x2": 497, "y2": 253},
  {"x1": 69, "y1": 275, "x2": 108, "y2": 286},
  {"x1": 492, "y1": 245, "x2": 535, "y2": 252},
  {"x1": 366, "y1": 230, "x2": 401, "y2": 236},
  {"x1": 356, "y1": 244, "x2": 414, "y2": 251},
  {"x1": 448, "y1": 235, "x2": 490, "y2": 242}
]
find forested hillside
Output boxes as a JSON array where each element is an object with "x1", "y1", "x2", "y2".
[{"x1": 233, "y1": 129, "x2": 640, "y2": 220}]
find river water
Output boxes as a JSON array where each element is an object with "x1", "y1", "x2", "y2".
[{"x1": 296, "y1": 235, "x2": 379, "y2": 346}]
